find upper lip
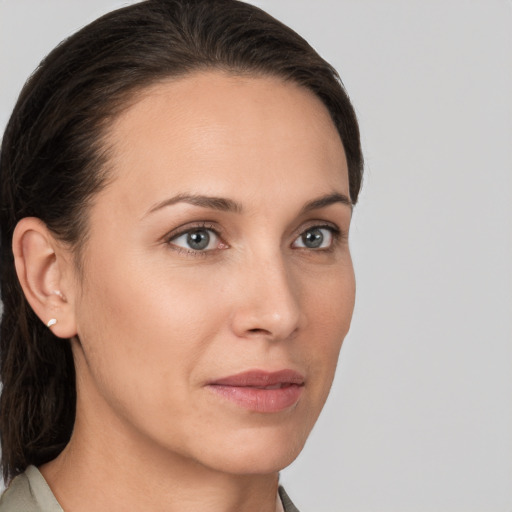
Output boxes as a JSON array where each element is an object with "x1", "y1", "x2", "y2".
[{"x1": 208, "y1": 369, "x2": 305, "y2": 387}]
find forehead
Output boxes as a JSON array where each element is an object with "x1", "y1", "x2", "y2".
[{"x1": 101, "y1": 71, "x2": 348, "y2": 210}]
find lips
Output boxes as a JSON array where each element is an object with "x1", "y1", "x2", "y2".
[{"x1": 207, "y1": 370, "x2": 305, "y2": 413}]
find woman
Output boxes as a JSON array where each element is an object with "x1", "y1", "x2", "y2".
[{"x1": 0, "y1": 0, "x2": 363, "y2": 510}]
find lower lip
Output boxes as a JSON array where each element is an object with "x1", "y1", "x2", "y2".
[{"x1": 207, "y1": 384, "x2": 303, "y2": 413}]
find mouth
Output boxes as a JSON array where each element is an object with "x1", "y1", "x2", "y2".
[{"x1": 207, "y1": 369, "x2": 305, "y2": 413}]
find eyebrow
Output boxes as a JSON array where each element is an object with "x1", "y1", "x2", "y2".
[
  {"x1": 145, "y1": 193, "x2": 243, "y2": 216},
  {"x1": 145, "y1": 191, "x2": 351, "y2": 217},
  {"x1": 299, "y1": 192, "x2": 353, "y2": 214}
]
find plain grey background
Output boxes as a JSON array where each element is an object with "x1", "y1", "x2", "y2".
[{"x1": 1, "y1": 1, "x2": 511, "y2": 511}]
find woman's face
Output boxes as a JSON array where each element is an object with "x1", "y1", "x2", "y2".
[{"x1": 69, "y1": 72, "x2": 355, "y2": 474}]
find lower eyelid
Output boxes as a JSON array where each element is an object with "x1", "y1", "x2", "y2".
[
  {"x1": 166, "y1": 225, "x2": 229, "y2": 253},
  {"x1": 292, "y1": 228, "x2": 333, "y2": 249},
  {"x1": 163, "y1": 223, "x2": 345, "y2": 253}
]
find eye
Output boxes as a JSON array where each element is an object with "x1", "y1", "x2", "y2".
[
  {"x1": 169, "y1": 227, "x2": 223, "y2": 252},
  {"x1": 292, "y1": 226, "x2": 336, "y2": 250}
]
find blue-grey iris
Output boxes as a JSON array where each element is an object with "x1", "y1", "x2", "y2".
[
  {"x1": 302, "y1": 228, "x2": 323, "y2": 248},
  {"x1": 187, "y1": 230, "x2": 210, "y2": 250}
]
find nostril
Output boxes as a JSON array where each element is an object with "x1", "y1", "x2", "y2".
[{"x1": 248, "y1": 328, "x2": 270, "y2": 335}]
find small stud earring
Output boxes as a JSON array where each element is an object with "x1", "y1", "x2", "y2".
[{"x1": 47, "y1": 318, "x2": 57, "y2": 328}]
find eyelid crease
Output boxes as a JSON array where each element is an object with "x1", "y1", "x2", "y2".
[
  {"x1": 161, "y1": 221, "x2": 222, "y2": 243},
  {"x1": 160, "y1": 219, "x2": 347, "y2": 257},
  {"x1": 294, "y1": 220, "x2": 344, "y2": 239},
  {"x1": 163, "y1": 221, "x2": 233, "y2": 259},
  {"x1": 292, "y1": 223, "x2": 344, "y2": 250}
]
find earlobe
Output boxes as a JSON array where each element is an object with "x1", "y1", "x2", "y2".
[{"x1": 12, "y1": 217, "x2": 77, "y2": 339}]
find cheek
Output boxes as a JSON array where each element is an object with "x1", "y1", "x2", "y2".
[
  {"x1": 72, "y1": 252, "x2": 225, "y2": 418},
  {"x1": 73, "y1": 237, "x2": 354, "y2": 423},
  {"x1": 306, "y1": 256, "x2": 355, "y2": 335},
  {"x1": 300, "y1": 260, "x2": 355, "y2": 389}
]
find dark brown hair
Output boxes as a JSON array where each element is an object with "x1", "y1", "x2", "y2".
[{"x1": 0, "y1": 0, "x2": 363, "y2": 482}]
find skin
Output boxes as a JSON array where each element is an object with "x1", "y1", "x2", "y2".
[{"x1": 15, "y1": 71, "x2": 355, "y2": 512}]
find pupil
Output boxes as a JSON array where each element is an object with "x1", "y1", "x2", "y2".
[
  {"x1": 187, "y1": 230, "x2": 210, "y2": 250},
  {"x1": 303, "y1": 229, "x2": 323, "y2": 248}
]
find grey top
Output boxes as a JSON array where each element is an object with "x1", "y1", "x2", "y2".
[
  {"x1": 0, "y1": 466, "x2": 300, "y2": 512},
  {"x1": 0, "y1": 466, "x2": 63, "y2": 512}
]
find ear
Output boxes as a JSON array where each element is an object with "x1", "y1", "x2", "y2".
[{"x1": 12, "y1": 217, "x2": 77, "y2": 339}]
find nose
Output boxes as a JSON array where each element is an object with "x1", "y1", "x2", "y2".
[{"x1": 229, "y1": 254, "x2": 303, "y2": 341}]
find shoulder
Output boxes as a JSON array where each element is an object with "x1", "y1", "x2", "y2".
[
  {"x1": 0, "y1": 466, "x2": 63, "y2": 512},
  {"x1": 0, "y1": 470, "x2": 38, "y2": 512},
  {"x1": 279, "y1": 485, "x2": 301, "y2": 512}
]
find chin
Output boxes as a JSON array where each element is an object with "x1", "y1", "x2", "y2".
[{"x1": 190, "y1": 422, "x2": 310, "y2": 476}]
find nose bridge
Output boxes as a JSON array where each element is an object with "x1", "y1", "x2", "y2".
[{"x1": 231, "y1": 248, "x2": 302, "y2": 340}]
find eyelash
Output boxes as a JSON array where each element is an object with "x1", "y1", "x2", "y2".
[
  {"x1": 292, "y1": 223, "x2": 343, "y2": 251},
  {"x1": 164, "y1": 221, "x2": 344, "y2": 255},
  {"x1": 164, "y1": 222, "x2": 222, "y2": 257}
]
